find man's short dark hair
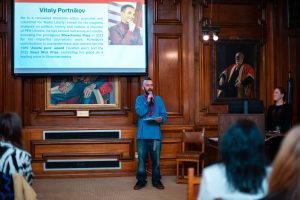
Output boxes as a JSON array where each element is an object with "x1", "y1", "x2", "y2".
[
  {"x1": 121, "y1": 4, "x2": 135, "y2": 12},
  {"x1": 143, "y1": 77, "x2": 152, "y2": 86}
]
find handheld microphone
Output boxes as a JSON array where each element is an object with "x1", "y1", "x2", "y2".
[{"x1": 148, "y1": 91, "x2": 154, "y2": 104}]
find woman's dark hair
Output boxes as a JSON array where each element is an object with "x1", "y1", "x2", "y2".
[
  {"x1": 0, "y1": 112, "x2": 23, "y2": 148},
  {"x1": 275, "y1": 86, "x2": 286, "y2": 102},
  {"x1": 220, "y1": 119, "x2": 266, "y2": 194}
]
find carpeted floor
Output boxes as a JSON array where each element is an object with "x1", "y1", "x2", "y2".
[{"x1": 32, "y1": 176, "x2": 187, "y2": 200}]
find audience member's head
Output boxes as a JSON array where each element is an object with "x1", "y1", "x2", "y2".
[
  {"x1": 220, "y1": 119, "x2": 266, "y2": 194},
  {"x1": 267, "y1": 125, "x2": 300, "y2": 199},
  {"x1": 0, "y1": 112, "x2": 23, "y2": 148},
  {"x1": 273, "y1": 86, "x2": 286, "y2": 104}
]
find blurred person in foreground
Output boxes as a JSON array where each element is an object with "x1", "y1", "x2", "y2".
[
  {"x1": 198, "y1": 119, "x2": 270, "y2": 200},
  {"x1": 262, "y1": 125, "x2": 300, "y2": 200},
  {"x1": 0, "y1": 112, "x2": 33, "y2": 184}
]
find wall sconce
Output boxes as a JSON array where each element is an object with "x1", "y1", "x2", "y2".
[
  {"x1": 202, "y1": 25, "x2": 220, "y2": 41},
  {"x1": 201, "y1": 0, "x2": 219, "y2": 42}
]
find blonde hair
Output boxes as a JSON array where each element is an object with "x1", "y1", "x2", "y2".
[{"x1": 268, "y1": 125, "x2": 300, "y2": 199}]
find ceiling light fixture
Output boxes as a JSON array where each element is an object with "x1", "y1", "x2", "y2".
[{"x1": 202, "y1": 0, "x2": 219, "y2": 42}]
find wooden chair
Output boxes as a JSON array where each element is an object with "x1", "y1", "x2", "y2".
[
  {"x1": 176, "y1": 128, "x2": 205, "y2": 183},
  {"x1": 187, "y1": 168, "x2": 201, "y2": 200}
]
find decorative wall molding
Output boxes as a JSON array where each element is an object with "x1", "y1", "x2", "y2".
[
  {"x1": 154, "y1": 34, "x2": 184, "y2": 117},
  {"x1": 0, "y1": 1, "x2": 7, "y2": 24},
  {"x1": 154, "y1": 0, "x2": 182, "y2": 24}
]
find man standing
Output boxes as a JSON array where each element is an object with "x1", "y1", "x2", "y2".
[
  {"x1": 217, "y1": 52, "x2": 255, "y2": 98},
  {"x1": 109, "y1": 4, "x2": 143, "y2": 45},
  {"x1": 134, "y1": 77, "x2": 167, "y2": 190}
]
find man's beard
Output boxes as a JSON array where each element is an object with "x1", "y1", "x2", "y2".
[{"x1": 144, "y1": 88, "x2": 153, "y2": 95}]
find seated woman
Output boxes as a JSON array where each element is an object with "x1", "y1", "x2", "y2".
[
  {"x1": 267, "y1": 87, "x2": 292, "y2": 133},
  {"x1": 266, "y1": 87, "x2": 292, "y2": 162},
  {"x1": 262, "y1": 125, "x2": 300, "y2": 200},
  {"x1": 0, "y1": 112, "x2": 33, "y2": 184},
  {"x1": 197, "y1": 119, "x2": 269, "y2": 200}
]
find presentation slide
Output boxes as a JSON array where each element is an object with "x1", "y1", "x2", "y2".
[{"x1": 13, "y1": 0, "x2": 147, "y2": 75}]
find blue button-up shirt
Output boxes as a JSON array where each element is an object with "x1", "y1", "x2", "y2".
[{"x1": 135, "y1": 95, "x2": 167, "y2": 140}]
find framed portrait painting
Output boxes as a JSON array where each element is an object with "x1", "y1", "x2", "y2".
[
  {"x1": 45, "y1": 76, "x2": 120, "y2": 110},
  {"x1": 211, "y1": 39, "x2": 260, "y2": 103}
]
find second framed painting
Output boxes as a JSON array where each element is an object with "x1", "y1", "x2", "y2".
[
  {"x1": 211, "y1": 39, "x2": 260, "y2": 103},
  {"x1": 45, "y1": 76, "x2": 120, "y2": 110}
]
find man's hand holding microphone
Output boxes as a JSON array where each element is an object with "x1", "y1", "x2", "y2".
[
  {"x1": 147, "y1": 91, "x2": 162, "y2": 123},
  {"x1": 147, "y1": 91, "x2": 154, "y2": 104}
]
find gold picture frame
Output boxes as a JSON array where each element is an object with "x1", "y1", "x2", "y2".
[
  {"x1": 212, "y1": 39, "x2": 260, "y2": 103},
  {"x1": 45, "y1": 76, "x2": 120, "y2": 110}
]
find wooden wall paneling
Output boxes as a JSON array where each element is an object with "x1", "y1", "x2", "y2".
[
  {"x1": 275, "y1": 0, "x2": 289, "y2": 87},
  {"x1": 197, "y1": 41, "x2": 221, "y2": 126},
  {"x1": 118, "y1": 76, "x2": 130, "y2": 113},
  {"x1": 0, "y1": 34, "x2": 4, "y2": 112},
  {"x1": 1, "y1": 36, "x2": 22, "y2": 114},
  {"x1": 22, "y1": 129, "x2": 31, "y2": 151},
  {"x1": 154, "y1": 0, "x2": 181, "y2": 24},
  {"x1": 151, "y1": 0, "x2": 194, "y2": 126},
  {"x1": 155, "y1": 34, "x2": 183, "y2": 120},
  {"x1": 286, "y1": 0, "x2": 300, "y2": 123},
  {"x1": 131, "y1": 76, "x2": 142, "y2": 124},
  {"x1": 290, "y1": 37, "x2": 299, "y2": 123},
  {"x1": 1, "y1": 0, "x2": 23, "y2": 114},
  {"x1": 32, "y1": 160, "x2": 136, "y2": 178},
  {"x1": 193, "y1": 1, "x2": 200, "y2": 125},
  {"x1": 0, "y1": 0, "x2": 7, "y2": 23},
  {"x1": 288, "y1": 37, "x2": 300, "y2": 124},
  {"x1": 4, "y1": 0, "x2": 298, "y2": 177},
  {"x1": 202, "y1": 2, "x2": 263, "y2": 39},
  {"x1": 27, "y1": 127, "x2": 137, "y2": 177},
  {"x1": 27, "y1": 113, "x2": 134, "y2": 127},
  {"x1": 31, "y1": 139, "x2": 134, "y2": 160},
  {"x1": 147, "y1": 1, "x2": 154, "y2": 78},
  {"x1": 269, "y1": 0, "x2": 300, "y2": 124},
  {"x1": 160, "y1": 137, "x2": 181, "y2": 174},
  {"x1": 193, "y1": 1, "x2": 213, "y2": 125},
  {"x1": 264, "y1": 1, "x2": 275, "y2": 107},
  {"x1": 196, "y1": 2, "x2": 214, "y2": 124},
  {"x1": 25, "y1": 125, "x2": 191, "y2": 177},
  {"x1": 182, "y1": 0, "x2": 196, "y2": 124},
  {"x1": 149, "y1": 125, "x2": 194, "y2": 174},
  {"x1": 0, "y1": 0, "x2": 7, "y2": 113},
  {"x1": 23, "y1": 77, "x2": 133, "y2": 127},
  {"x1": 25, "y1": 127, "x2": 137, "y2": 141},
  {"x1": 211, "y1": 4, "x2": 260, "y2": 26},
  {"x1": 196, "y1": 1, "x2": 265, "y2": 128},
  {"x1": 120, "y1": 77, "x2": 130, "y2": 111},
  {"x1": 0, "y1": 2, "x2": 8, "y2": 111}
]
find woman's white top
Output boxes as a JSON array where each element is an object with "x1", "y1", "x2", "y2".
[
  {"x1": 197, "y1": 163, "x2": 270, "y2": 200},
  {"x1": 0, "y1": 141, "x2": 33, "y2": 184}
]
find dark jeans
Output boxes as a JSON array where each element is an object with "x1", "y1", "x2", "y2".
[{"x1": 136, "y1": 139, "x2": 161, "y2": 184}]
